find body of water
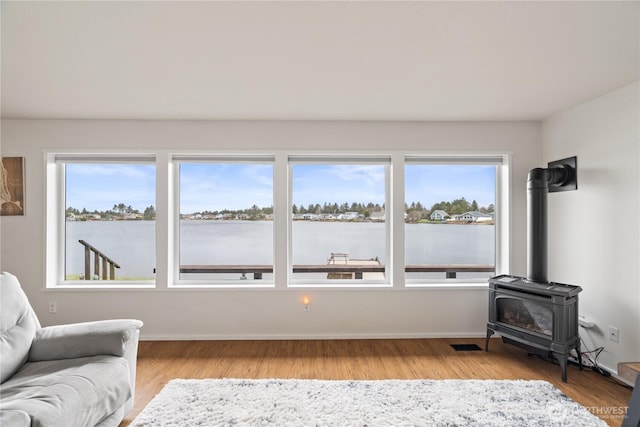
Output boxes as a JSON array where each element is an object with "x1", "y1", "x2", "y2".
[{"x1": 66, "y1": 221, "x2": 494, "y2": 281}]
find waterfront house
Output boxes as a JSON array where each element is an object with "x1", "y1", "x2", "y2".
[
  {"x1": 430, "y1": 210, "x2": 450, "y2": 221},
  {"x1": 337, "y1": 212, "x2": 359, "y2": 221},
  {"x1": 370, "y1": 211, "x2": 385, "y2": 222},
  {"x1": 453, "y1": 211, "x2": 494, "y2": 223}
]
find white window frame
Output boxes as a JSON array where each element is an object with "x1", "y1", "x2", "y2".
[
  {"x1": 287, "y1": 155, "x2": 392, "y2": 288},
  {"x1": 171, "y1": 154, "x2": 276, "y2": 288},
  {"x1": 402, "y1": 154, "x2": 510, "y2": 287},
  {"x1": 45, "y1": 152, "x2": 157, "y2": 288},
  {"x1": 44, "y1": 150, "x2": 509, "y2": 290}
]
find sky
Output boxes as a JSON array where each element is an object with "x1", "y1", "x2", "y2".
[
  {"x1": 179, "y1": 163, "x2": 273, "y2": 213},
  {"x1": 65, "y1": 163, "x2": 495, "y2": 213},
  {"x1": 292, "y1": 164, "x2": 385, "y2": 209},
  {"x1": 405, "y1": 164, "x2": 495, "y2": 209},
  {"x1": 65, "y1": 164, "x2": 156, "y2": 212}
]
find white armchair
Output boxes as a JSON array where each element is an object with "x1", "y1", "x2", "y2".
[{"x1": 0, "y1": 272, "x2": 143, "y2": 427}]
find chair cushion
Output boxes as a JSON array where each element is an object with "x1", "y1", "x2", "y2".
[
  {"x1": 0, "y1": 272, "x2": 41, "y2": 383},
  {"x1": 0, "y1": 355, "x2": 132, "y2": 427}
]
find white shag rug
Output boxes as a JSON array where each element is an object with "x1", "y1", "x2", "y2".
[{"x1": 130, "y1": 378, "x2": 606, "y2": 426}]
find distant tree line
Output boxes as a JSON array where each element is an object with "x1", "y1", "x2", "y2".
[
  {"x1": 293, "y1": 202, "x2": 384, "y2": 218},
  {"x1": 65, "y1": 204, "x2": 156, "y2": 220},
  {"x1": 66, "y1": 197, "x2": 494, "y2": 222},
  {"x1": 292, "y1": 198, "x2": 493, "y2": 217},
  {"x1": 187, "y1": 205, "x2": 274, "y2": 220},
  {"x1": 404, "y1": 198, "x2": 494, "y2": 222},
  {"x1": 421, "y1": 198, "x2": 493, "y2": 215}
]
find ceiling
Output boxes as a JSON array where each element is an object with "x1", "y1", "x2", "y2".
[{"x1": 1, "y1": 1, "x2": 638, "y2": 121}]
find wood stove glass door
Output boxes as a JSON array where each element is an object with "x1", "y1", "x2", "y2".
[{"x1": 496, "y1": 295, "x2": 553, "y2": 337}]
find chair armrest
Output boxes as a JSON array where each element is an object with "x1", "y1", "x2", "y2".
[
  {"x1": 29, "y1": 319, "x2": 143, "y2": 362},
  {"x1": 0, "y1": 410, "x2": 30, "y2": 427}
]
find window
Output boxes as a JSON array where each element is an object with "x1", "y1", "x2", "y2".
[
  {"x1": 174, "y1": 156, "x2": 274, "y2": 284},
  {"x1": 289, "y1": 156, "x2": 390, "y2": 285},
  {"x1": 404, "y1": 156, "x2": 501, "y2": 283},
  {"x1": 51, "y1": 155, "x2": 156, "y2": 284},
  {"x1": 46, "y1": 151, "x2": 507, "y2": 288}
]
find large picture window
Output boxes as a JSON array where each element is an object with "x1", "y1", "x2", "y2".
[
  {"x1": 46, "y1": 152, "x2": 507, "y2": 288},
  {"x1": 175, "y1": 156, "x2": 274, "y2": 284},
  {"x1": 404, "y1": 157, "x2": 500, "y2": 283},
  {"x1": 289, "y1": 157, "x2": 390, "y2": 285},
  {"x1": 55, "y1": 155, "x2": 156, "y2": 283}
]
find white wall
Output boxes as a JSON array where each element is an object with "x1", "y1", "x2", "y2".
[
  {"x1": 542, "y1": 81, "x2": 640, "y2": 373},
  {"x1": 0, "y1": 120, "x2": 539, "y2": 339}
]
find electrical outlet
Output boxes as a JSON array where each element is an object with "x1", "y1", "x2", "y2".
[
  {"x1": 303, "y1": 302, "x2": 310, "y2": 312},
  {"x1": 48, "y1": 302, "x2": 57, "y2": 314},
  {"x1": 609, "y1": 326, "x2": 619, "y2": 343}
]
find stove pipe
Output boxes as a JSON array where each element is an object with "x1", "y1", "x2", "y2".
[{"x1": 527, "y1": 166, "x2": 571, "y2": 283}]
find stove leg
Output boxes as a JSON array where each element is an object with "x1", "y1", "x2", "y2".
[
  {"x1": 576, "y1": 342, "x2": 584, "y2": 371},
  {"x1": 553, "y1": 352, "x2": 568, "y2": 383},
  {"x1": 485, "y1": 329, "x2": 494, "y2": 351}
]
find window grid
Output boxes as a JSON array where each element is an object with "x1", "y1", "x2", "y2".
[
  {"x1": 54, "y1": 156, "x2": 157, "y2": 285},
  {"x1": 288, "y1": 158, "x2": 391, "y2": 286},
  {"x1": 173, "y1": 157, "x2": 275, "y2": 285},
  {"x1": 46, "y1": 152, "x2": 508, "y2": 289}
]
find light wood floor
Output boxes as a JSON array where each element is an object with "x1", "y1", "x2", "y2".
[{"x1": 120, "y1": 338, "x2": 632, "y2": 427}]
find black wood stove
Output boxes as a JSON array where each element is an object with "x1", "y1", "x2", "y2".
[
  {"x1": 486, "y1": 275, "x2": 582, "y2": 382},
  {"x1": 486, "y1": 157, "x2": 582, "y2": 382}
]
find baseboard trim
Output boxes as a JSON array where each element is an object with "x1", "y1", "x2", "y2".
[{"x1": 140, "y1": 332, "x2": 489, "y2": 341}]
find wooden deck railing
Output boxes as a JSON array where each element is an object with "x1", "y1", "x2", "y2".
[
  {"x1": 179, "y1": 264, "x2": 494, "y2": 280},
  {"x1": 79, "y1": 240, "x2": 121, "y2": 280},
  {"x1": 405, "y1": 264, "x2": 495, "y2": 279}
]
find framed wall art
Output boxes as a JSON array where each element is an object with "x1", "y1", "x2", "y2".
[{"x1": 1, "y1": 157, "x2": 25, "y2": 216}]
